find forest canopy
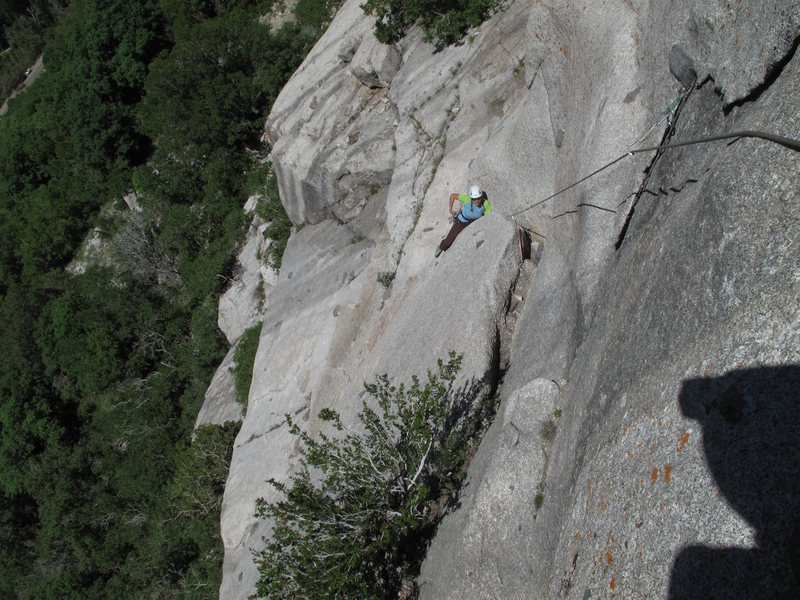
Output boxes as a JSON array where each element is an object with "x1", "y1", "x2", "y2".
[{"x1": 0, "y1": 1, "x2": 335, "y2": 598}]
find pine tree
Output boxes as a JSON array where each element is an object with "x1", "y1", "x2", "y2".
[{"x1": 254, "y1": 353, "x2": 463, "y2": 599}]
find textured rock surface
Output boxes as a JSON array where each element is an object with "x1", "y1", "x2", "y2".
[
  {"x1": 194, "y1": 344, "x2": 242, "y2": 428},
  {"x1": 265, "y1": 0, "x2": 397, "y2": 226},
  {"x1": 213, "y1": 0, "x2": 800, "y2": 598},
  {"x1": 419, "y1": 378, "x2": 560, "y2": 599},
  {"x1": 420, "y1": 2, "x2": 800, "y2": 599},
  {"x1": 217, "y1": 214, "x2": 277, "y2": 345},
  {"x1": 220, "y1": 211, "x2": 519, "y2": 598}
]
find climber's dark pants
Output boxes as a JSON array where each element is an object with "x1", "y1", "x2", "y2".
[{"x1": 440, "y1": 219, "x2": 470, "y2": 251}]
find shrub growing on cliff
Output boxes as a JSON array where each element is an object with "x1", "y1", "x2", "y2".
[
  {"x1": 231, "y1": 321, "x2": 263, "y2": 411},
  {"x1": 253, "y1": 352, "x2": 464, "y2": 599},
  {"x1": 360, "y1": 0, "x2": 500, "y2": 45},
  {"x1": 254, "y1": 166, "x2": 293, "y2": 273}
]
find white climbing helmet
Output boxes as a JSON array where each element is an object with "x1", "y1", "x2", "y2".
[{"x1": 469, "y1": 184, "x2": 483, "y2": 199}]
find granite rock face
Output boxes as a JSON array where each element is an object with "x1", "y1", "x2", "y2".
[
  {"x1": 420, "y1": 2, "x2": 800, "y2": 599},
  {"x1": 194, "y1": 344, "x2": 242, "y2": 428},
  {"x1": 217, "y1": 209, "x2": 277, "y2": 346},
  {"x1": 219, "y1": 214, "x2": 520, "y2": 598},
  {"x1": 212, "y1": 0, "x2": 800, "y2": 598}
]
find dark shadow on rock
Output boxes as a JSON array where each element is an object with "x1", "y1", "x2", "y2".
[
  {"x1": 670, "y1": 365, "x2": 800, "y2": 599},
  {"x1": 421, "y1": 375, "x2": 495, "y2": 520},
  {"x1": 446, "y1": 375, "x2": 491, "y2": 431}
]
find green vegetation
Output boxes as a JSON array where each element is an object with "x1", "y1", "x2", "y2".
[
  {"x1": 232, "y1": 322, "x2": 264, "y2": 410},
  {"x1": 0, "y1": 0, "x2": 67, "y2": 99},
  {"x1": 254, "y1": 353, "x2": 466, "y2": 599},
  {"x1": 377, "y1": 269, "x2": 396, "y2": 287},
  {"x1": 540, "y1": 419, "x2": 557, "y2": 442},
  {"x1": 0, "y1": 0, "x2": 338, "y2": 597},
  {"x1": 255, "y1": 165, "x2": 294, "y2": 272},
  {"x1": 360, "y1": 0, "x2": 500, "y2": 45}
]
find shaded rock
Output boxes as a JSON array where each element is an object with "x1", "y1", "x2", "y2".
[
  {"x1": 420, "y1": 2, "x2": 800, "y2": 599},
  {"x1": 218, "y1": 218, "x2": 277, "y2": 345},
  {"x1": 639, "y1": 1, "x2": 800, "y2": 104},
  {"x1": 669, "y1": 44, "x2": 696, "y2": 86},
  {"x1": 194, "y1": 344, "x2": 242, "y2": 428},
  {"x1": 350, "y1": 33, "x2": 400, "y2": 88},
  {"x1": 420, "y1": 378, "x2": 560, "y2": 600},
  {"x1": 476, "y1": 43, "x2": 800, "y2": 600},
  {"x1": 503, "y1": 240, "x2": 579, "y2": 392}
]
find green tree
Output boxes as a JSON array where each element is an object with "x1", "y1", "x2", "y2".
[
  {"x1": 254, "y1": 353, "x2": 463, "y2": 599},
  {"x1": 254, "y1": 165, "x2": 293, "y2": 272},
  {"x1": 232, "y1": 321, "x2": 263, "y2": 409},
  {"x1": 0, "y1": 1, "x2": 341, "y2": 597},
  {"x1": 0, "y1": 283, "x2": 65, "y2": 497},
  {"x1": 293, "y1": 0, "x2": 342, "y2": 35},
  {"x1": 360, "y1": 0, "x2": 499, "y2": 44}
]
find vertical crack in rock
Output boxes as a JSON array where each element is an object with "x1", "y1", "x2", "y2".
[
  {"x1": 615, "y1": 81, "x2": 695, "y2": 251},
  {"x1": 618, "y1": 30, "x2": 800, "y2": 251}
]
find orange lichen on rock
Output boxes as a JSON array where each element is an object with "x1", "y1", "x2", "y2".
[
  {"x1": 610, "y1": 577, "x2": 616, "y2": 590},
  {"x1": 664, "y1": 464, "x2": 672, "y2": 483},
  {"x1": 650, "y1": 468, "x2": 659, "y2": 484},
  {"x1": 606, "y1": 551, "x2": 613, "y2": 564},
  {"x1": 676, "y1": 430, "x2": 690, "y2": 452}
]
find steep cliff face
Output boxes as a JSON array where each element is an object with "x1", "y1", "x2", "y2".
[{"x1": 212, "y1": 1, "x2": 800, "y2": 597}]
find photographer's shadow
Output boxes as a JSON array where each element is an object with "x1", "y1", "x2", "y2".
[{"x1": 670, "y1": 365, "x2": 800, "y2": 599}]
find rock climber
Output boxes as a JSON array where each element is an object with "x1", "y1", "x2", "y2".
[{"x1": 434, "y1": 184, "x2": 492, "y2": 257}]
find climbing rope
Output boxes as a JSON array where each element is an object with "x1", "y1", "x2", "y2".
[
  {"x1": 626, "y1": 82, "x2": 693, "y2": 153},
  {"x1": 507, "y1": 128, "x2": 800, "y2": 220}
]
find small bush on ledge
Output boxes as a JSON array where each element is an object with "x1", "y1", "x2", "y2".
[
  {"x1": 360, "y1": 0, "x2": 501, "y2": 45},
  {"x1": 253, "y1": 352, "x2": 464, "y2": 599}
]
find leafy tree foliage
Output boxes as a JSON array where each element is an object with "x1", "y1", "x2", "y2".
[
  {"x1": 293, "y1": 0, "x2": 343, "y2": 35},
  {"x1": 253, "y1": 164, "x2": 294, "y2": 272},
  {"x1": 0, "y1": 0, "x2": 340, "y2": 597},
  {"x1": 254, "y1": 353, "x2": 464, "y2": 599},
  {"x1": 232, "y1": 321, "x2": 264, "y2": 409},
  {"x1": 360, "y1": 0, "x2": 499, "y2": 45},
  {"x1": 0, "y1": 0, "x2": 68, "y2": 98}
]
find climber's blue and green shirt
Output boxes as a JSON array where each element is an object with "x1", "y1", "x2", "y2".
[{"x1": 456, "y1": 194, "x2": 492, "y2": 223}]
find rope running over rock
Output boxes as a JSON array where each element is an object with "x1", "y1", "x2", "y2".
[{"x1": 507, "y1": 129, "x2": 800, "y2": 220}]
